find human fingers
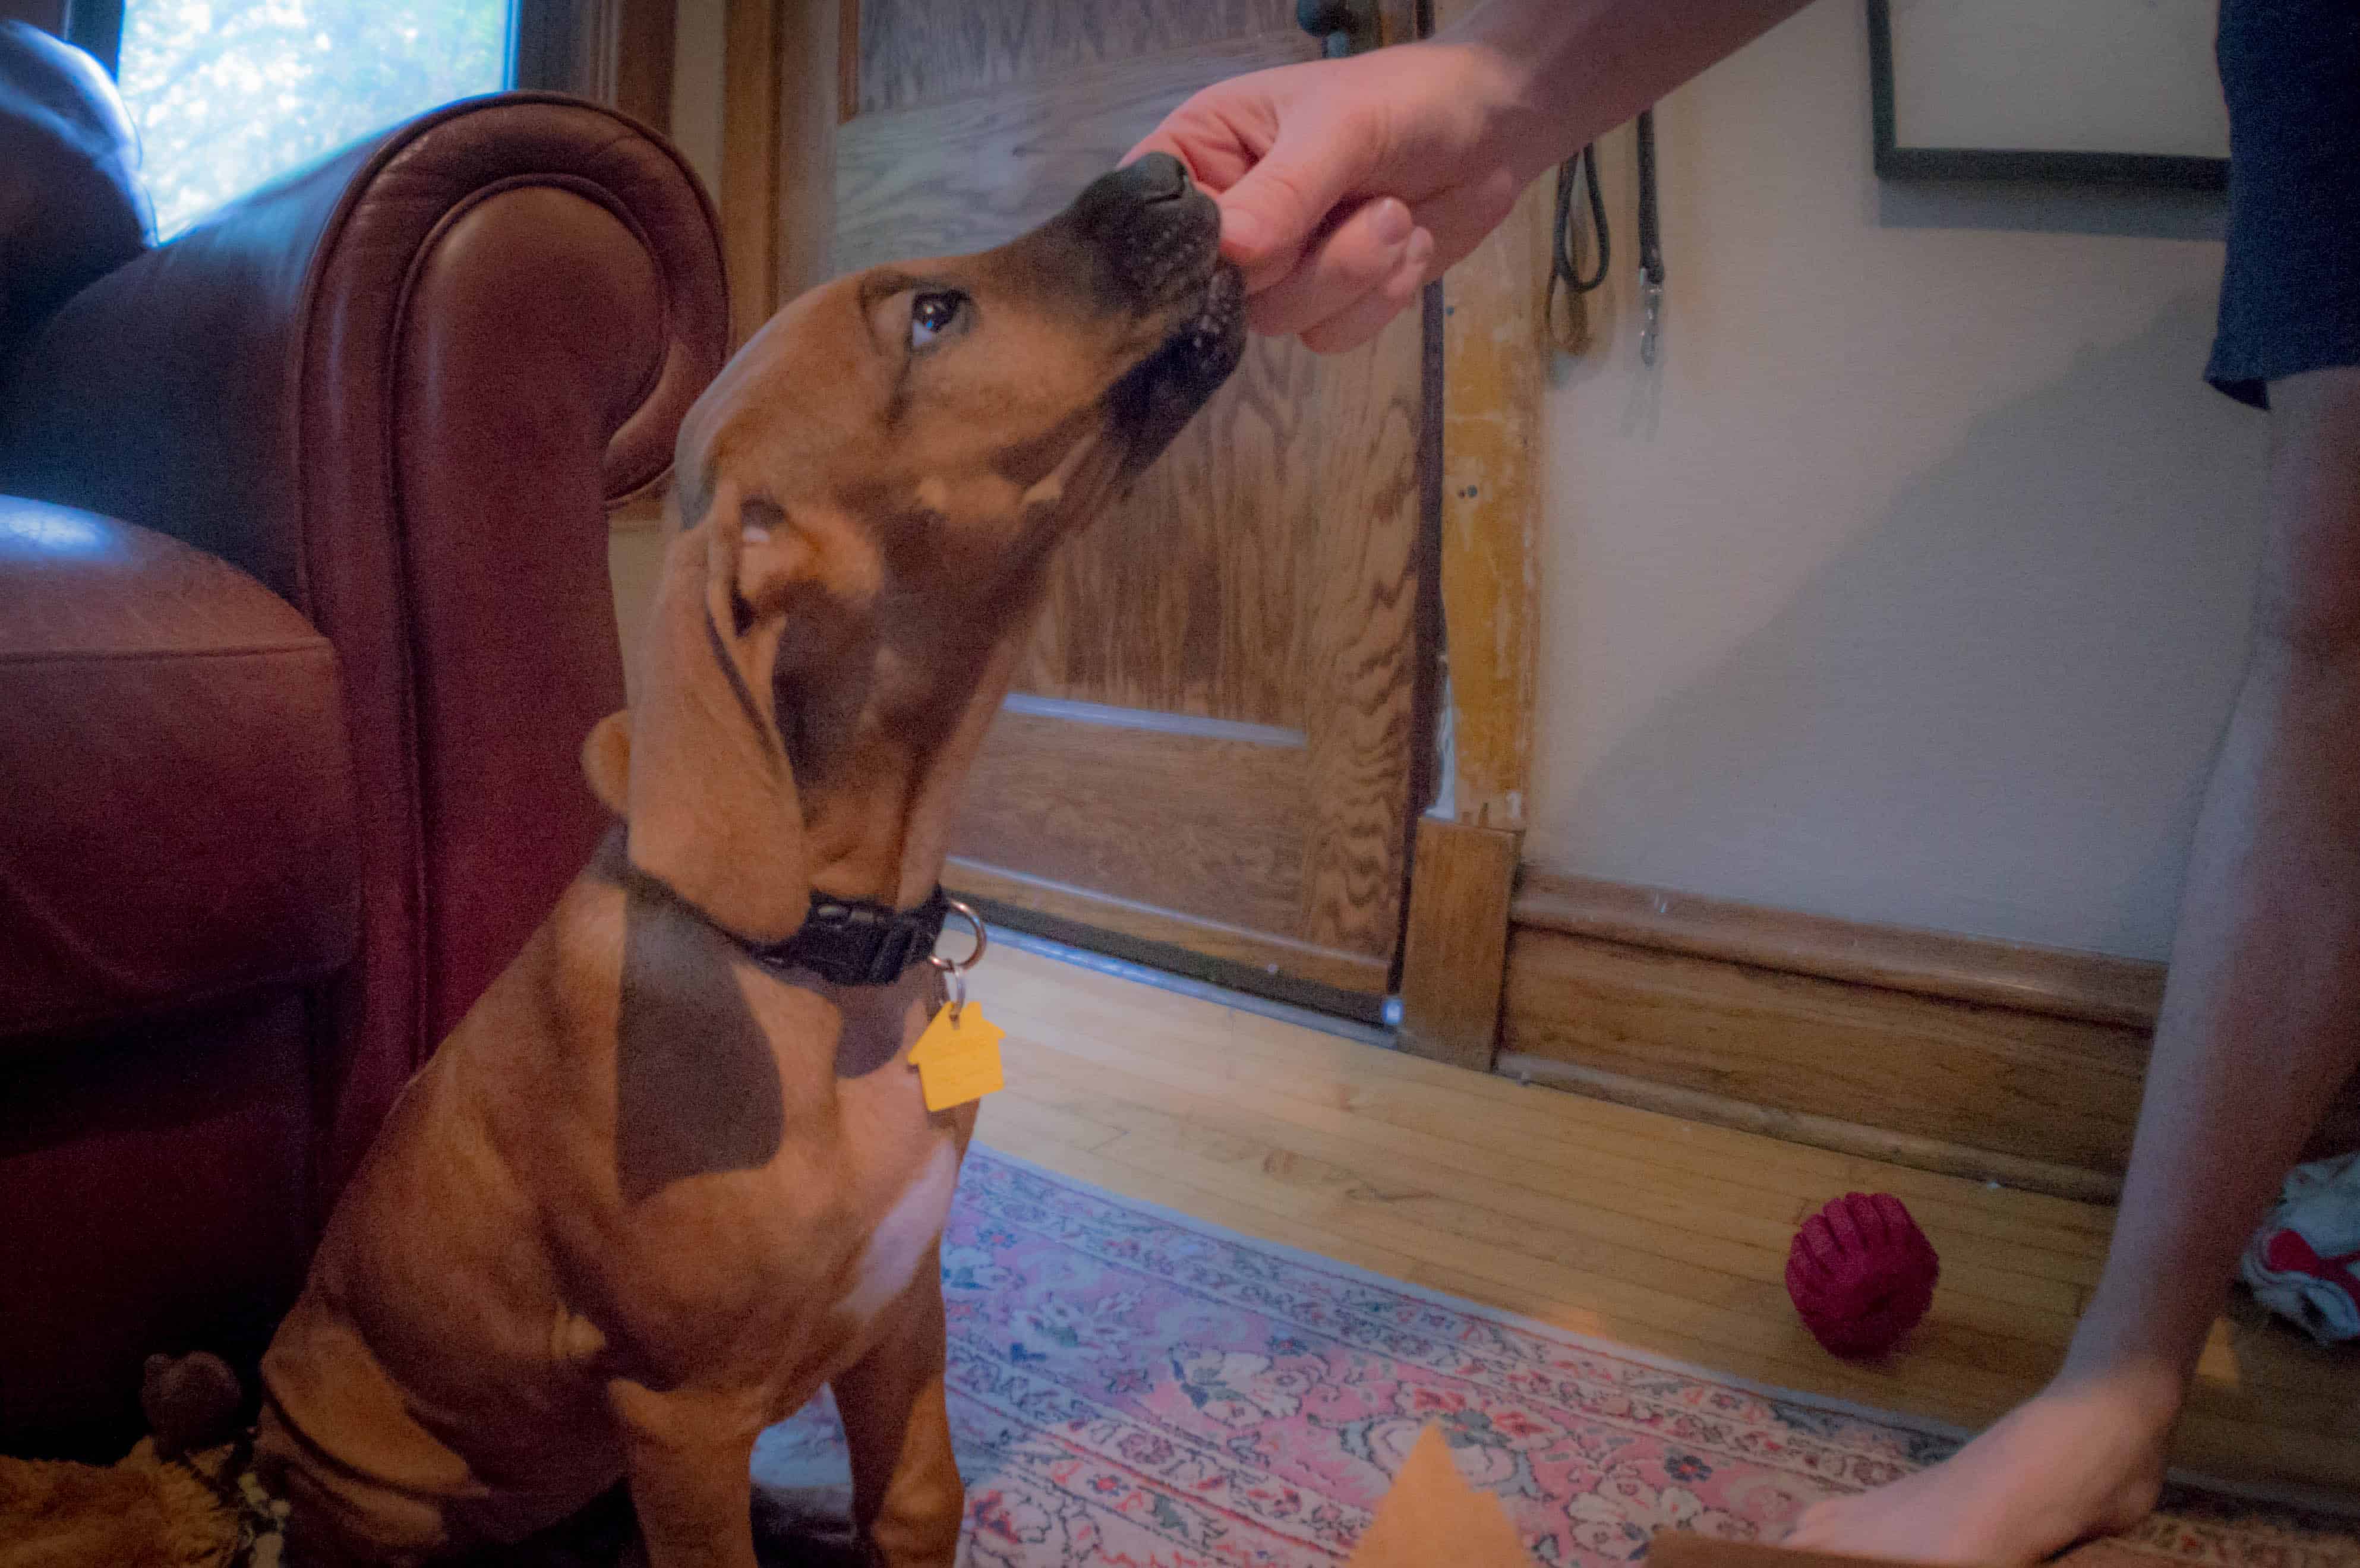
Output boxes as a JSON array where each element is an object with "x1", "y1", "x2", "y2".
[
  {"x1": 1125, "y1": 104, "x2": 1261, "y2": 194},
  {"x1": 1244, "y1": 195, "x2": 1416, "y2": 337},
  {"x1": 1405, "y1": 167, "x2": 1525, "y2": 276},
  {"x1": 1297, "y1": 227, "x2": 1434, "y2": 354},
  {"x1": 1200, "y1": 88, "x2": 1386, "y2": 291}
]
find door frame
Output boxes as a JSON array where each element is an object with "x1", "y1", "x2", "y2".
[
  {"x1": 725, "y1": 0, "x2": 1541, "y2": 1057},
  {"x1": 1394, "y1": 9, "x2": 1547, "y2": 1065}
]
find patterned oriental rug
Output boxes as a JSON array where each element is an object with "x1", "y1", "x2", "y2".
[{"x1": 755, "y1": 1147, "x2": 2360, "y2": 1568}]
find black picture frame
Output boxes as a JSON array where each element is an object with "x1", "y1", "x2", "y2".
[{"x1": 1866, "y1": 0, "x2": 2228, "y2": 192}]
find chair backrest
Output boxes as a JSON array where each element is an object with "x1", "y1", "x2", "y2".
[{"x1": 0, "y1": 21, "x2": 148, "y2": 372}]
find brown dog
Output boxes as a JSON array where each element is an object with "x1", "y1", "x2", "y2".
[{"x1": 254, "y1": 154, "x2": 1243, "y2": 1568}]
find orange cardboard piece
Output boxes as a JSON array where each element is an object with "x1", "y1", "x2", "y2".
[
  {"x1": 1340, "y1": 1430, "x2": 1948, "y2": 1568},
  {"x1": 1344, "y1": 1424, "x2": 1534, "y2": 1568}
]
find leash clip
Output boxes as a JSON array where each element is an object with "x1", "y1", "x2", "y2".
[
  {"x1": 927, "y1": 897, "x2": 987, "y2": 1021},
  {"x1": 1639, "y1": 277, "x2": 1663, "y2": 367}
]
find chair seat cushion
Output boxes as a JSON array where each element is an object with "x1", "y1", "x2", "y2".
[{"x1": 0, "y1": 498, "x2": 359, "y2": 1043}]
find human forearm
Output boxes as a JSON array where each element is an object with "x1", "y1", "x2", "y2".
[
  {"x1": 1439, "y1": 0, "x2": 1816, "y2": 185},
  {"x1": 1131, "y1": 0, "x2": 1816, "y2": 352}
]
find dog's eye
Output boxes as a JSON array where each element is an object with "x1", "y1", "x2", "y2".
[{"x1": 909, "y1": 291, "x2": 967, "y2": 350}]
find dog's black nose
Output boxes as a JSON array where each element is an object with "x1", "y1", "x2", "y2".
[
  {"x1": 1122, "y1": 152, "x2": 1191, "y2": 203},
  {"x1": 1037, "y1": 153, "x2": 1222, "y2": 316}
]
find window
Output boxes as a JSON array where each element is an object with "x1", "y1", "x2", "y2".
[{"x1": 68, "y1": 1, "x2": 515, "y2": 238}]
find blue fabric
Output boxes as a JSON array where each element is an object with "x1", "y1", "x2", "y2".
[{"x1": 2206, "y1": 0, "x2": 2360, "y2": 409}]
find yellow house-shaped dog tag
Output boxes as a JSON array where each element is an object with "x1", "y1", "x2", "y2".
[{"x1": 910, "y1": 1006, "x2": 1005, "y2": 1112}]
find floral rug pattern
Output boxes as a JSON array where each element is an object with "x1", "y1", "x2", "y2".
[{"x1": 753, "y1": 1149, "x2": 2360, "y2": 1568}]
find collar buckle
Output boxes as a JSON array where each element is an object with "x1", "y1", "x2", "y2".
[{"x1": 747, "y1": 886, "x2": 954, "y2": 987}]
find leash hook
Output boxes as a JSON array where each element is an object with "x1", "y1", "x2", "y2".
[
  {"x1": 1640, "y1": 278, "x2": 1662, "y2": 367},
  {"x1": 928, "y1": 897, "x2": 987, "y2": 1023}
]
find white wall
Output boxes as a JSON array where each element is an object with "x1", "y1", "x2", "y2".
[{"x1": 1528, "y1": 0, "x2": 2271, "y2": 962}]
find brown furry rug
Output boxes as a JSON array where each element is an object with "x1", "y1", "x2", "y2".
[
  {"x1": 0, "y1": 1437, "x2": 859, "y2": 1568},
  {"x1": 0, "y1": 1438, "x2": 257, "y2": 1568}
]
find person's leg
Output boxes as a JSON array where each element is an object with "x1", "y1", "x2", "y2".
[{"x1": 1787, "y1": 365, "x2": 2360, "y2": 1564}]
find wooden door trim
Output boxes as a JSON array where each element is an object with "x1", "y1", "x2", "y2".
[
  {"x1": 513, "y1": 0, "x2": 677, "y2": 128},
  {"x1": 1431, "y1": 187, "x2": 1546, "y2": 837},
  {"x1": 837, "y1": 0, "x2": 859, "y2": 121},
  {"x1": 1394, "y1": 0, "x2": 1546, "y2": 1068},
  {"x1": 777, "y1": 0, "x2": 840, "y2": 299},
  {"x1": 521, "y1": 0, "x2": 679, "y2": 541},
  {"x1": 1424, "y1": 0, "x2": 1546, "y2": 838},
  {"x1": 719, "y1": 0, "x2": 784, "y2": 343},
  {"x1": 717, "y1": 0, "x2": 837, "y2": 345}
]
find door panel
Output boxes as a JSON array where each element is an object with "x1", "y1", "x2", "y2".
[
  {"x1": 834, "y1": 34, "x2": 1309, "y2": 276},
  {"x1": 841, "y1": 0, "x2": 1427, "y2": 1008},
  {"x1": 957, "y1": 714, "x2": 1316, "y2": 939},
  {"x1": 852, "y1": 0, "x2": 1295, "y2": 115}
]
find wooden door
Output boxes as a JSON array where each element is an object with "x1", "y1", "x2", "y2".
[{"x1": 835, "y1": 0, "x2": 1430, "y2": 1014}]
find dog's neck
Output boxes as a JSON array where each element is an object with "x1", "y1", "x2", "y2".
[
  {"x1": 791, "y1": 623, "x2": 1033, "y2": 913},
  {"x1": 595, "y1": 828, "x2": 933, "y2": 1076}
]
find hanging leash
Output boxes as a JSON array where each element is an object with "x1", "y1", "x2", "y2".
[
  {"x1": 1635, "y1": 108, "x2": 1664, "y2": 367},
  {"x1": 1548, "y1": 142, "x2": 1610, "y2": 310},
  {"x1": 1545, "y1": 108, "x2": 1664, "y2": 362}
]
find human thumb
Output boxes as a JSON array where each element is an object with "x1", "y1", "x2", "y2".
[{"x1": 1217, "y1": 115, "x2": 1369, "y2": 290}]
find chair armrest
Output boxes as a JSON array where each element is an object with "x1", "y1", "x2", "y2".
[
  {"x1": 0, "y1": 90, "x2": 724, "y2": 603},
  {"x1": 0, "y1": 94, "x2": 728, "y2": 1202}
]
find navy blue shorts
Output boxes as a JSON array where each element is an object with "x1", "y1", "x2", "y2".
[{"x1": 2206, "y1": 0, "x2": 2360, "y2": 408}]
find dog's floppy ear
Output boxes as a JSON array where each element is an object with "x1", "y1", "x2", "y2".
[{"x1": 620, "y1": 485, "x2": 811, "y2": 942}]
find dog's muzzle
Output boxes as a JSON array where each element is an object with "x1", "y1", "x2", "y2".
[{"x1": 1056, "y1": 152, "x2": 1246, "y2": 465}]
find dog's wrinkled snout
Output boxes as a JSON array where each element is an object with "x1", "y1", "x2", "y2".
[
  {"x1": 1064, "y1": 154, "x2": 1222, "y2": 312},
  {"x1": 1007, "y1": 151, "x2": 1245, "y2": 469}
]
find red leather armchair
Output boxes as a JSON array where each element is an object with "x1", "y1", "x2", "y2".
[{"x1": 0, "y1": 23, "x2": 727, "y2": 1457}]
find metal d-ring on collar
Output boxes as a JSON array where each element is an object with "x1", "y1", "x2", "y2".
[{"x1": 929, "y1": 898, "x2": 987, "y2": 1019}]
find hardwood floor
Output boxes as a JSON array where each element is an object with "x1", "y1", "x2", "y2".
[{"x1": 967, "y1": 941, "x2": 2360, "y2": 1506}]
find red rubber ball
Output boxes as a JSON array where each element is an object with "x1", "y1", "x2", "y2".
[{"x1": 1786, "y1": 1191, "x2": 1939, "y2": 1358}]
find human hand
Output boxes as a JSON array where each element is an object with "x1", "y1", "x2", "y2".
[{"x1": 1129, "y1": 39, "x2": 1548, "y2": 353}]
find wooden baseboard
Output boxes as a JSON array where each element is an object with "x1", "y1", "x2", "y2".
[
  {"x1": 1503, "y1": 870, "x2": 2360, "y2": 1200},
  {"x1": 1512, "y1": 872, "x2": 2165, "y2": 1029},
  {"x1": 1502, "y1": 914, "x2": 2153, "y2": 1192}
]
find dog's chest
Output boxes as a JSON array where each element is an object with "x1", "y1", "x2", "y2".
[{"x1": 837, "y1": 1135, "x2": 960, "y2": 1323}]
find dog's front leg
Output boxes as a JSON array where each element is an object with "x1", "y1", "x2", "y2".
[
  {"x1": 831, "y1": 1248, "x2": 963, "y2": 1567},
  {"x1": 610, "y1": 1378, "x2": 763, "y2": 1568}
]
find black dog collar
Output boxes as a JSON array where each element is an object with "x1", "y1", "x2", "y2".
[{"x1": 743, "y1": 886, "x2": 952, "y2": 987}]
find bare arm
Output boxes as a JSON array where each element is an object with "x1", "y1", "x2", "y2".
[{"x1": 1132, "y1": 0, "x2": 1813, "y2": 351}]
